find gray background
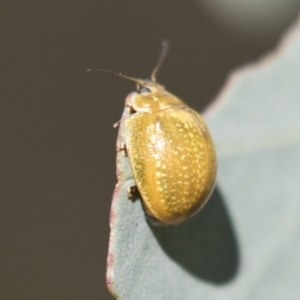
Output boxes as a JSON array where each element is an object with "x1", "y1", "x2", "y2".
[{"x1": 0, "y1": 1, "x2": 298, "y2": 299}]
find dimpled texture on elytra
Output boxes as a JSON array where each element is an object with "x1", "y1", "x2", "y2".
[{"x1": 125, "y1": 107, "x2": 216, "y2": 225}]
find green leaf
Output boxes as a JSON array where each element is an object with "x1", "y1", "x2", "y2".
[{"x1": 107, "y1": 18, "x2": 300, "y2": 300}]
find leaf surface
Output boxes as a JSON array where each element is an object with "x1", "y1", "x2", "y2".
[{"x1": 107, "y1": 17, "x2": 300, "y2": 300}]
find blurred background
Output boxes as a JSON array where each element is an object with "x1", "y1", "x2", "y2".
[{"x1": 1, "y1": 1, "x2": 299, "y2": 299}]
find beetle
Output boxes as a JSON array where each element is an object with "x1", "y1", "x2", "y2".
[{"x1": 88, "y1": 42, "x2": 216, "y2": 225}]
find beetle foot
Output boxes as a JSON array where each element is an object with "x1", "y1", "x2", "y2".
[
  {"x1": 117, "y1": 143, "x2": 128, "y2": 156},
  {"x1": 127, "y1": 185, "x2": 137, "y2": 198},
  {"x1": 113, "y1": 120, "x2": 121, "y2": 128}
]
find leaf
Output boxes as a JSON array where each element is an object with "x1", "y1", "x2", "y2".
[{"x1": 106, "y1": 17, "x2": 300, "y2": 300}]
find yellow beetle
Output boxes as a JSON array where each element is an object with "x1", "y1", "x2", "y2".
[{"x1": 88, "y1": 42, "x2": 217, "y2": 225}]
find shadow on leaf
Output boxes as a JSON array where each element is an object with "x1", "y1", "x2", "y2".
[{"x1": 151, "y1": 187, "x2": 239, "y2": 284}]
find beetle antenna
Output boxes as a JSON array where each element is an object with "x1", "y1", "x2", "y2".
[
  {"x1": 87, "y1": 69, "x2": 145, "y2": 86},
  {"x1": 150, "y1": 40, "x2": 169, "y2": 83}
]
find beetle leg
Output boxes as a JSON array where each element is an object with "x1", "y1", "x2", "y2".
[
  {"x1": 126, "y1": 104, "x2": 136, "y2": 114},
  {"x1": 117, "y1": 142, "x2": 128, "y2": 156},
  {"x1": 127, "y1": 185, "x2": 136, "y2": 198},
  {"x1": 113, "y1": 120, "x2": 121, "y2": 128}
]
